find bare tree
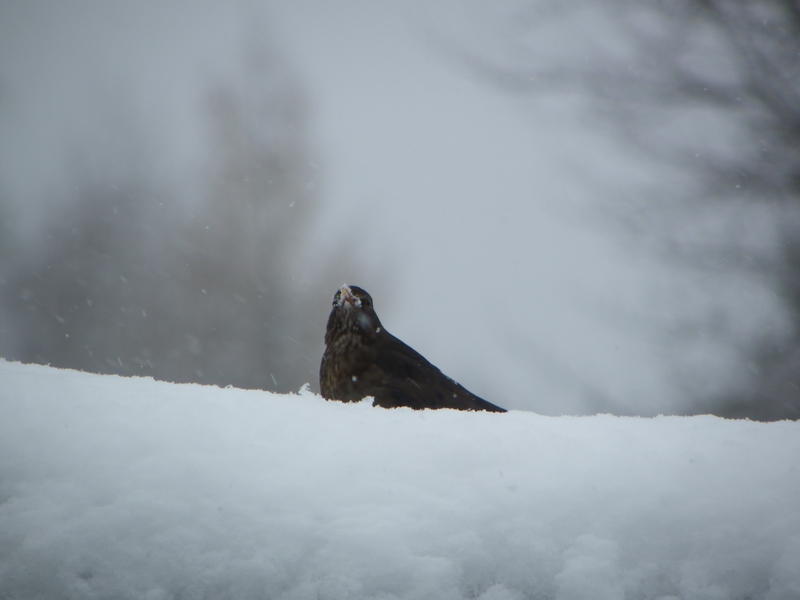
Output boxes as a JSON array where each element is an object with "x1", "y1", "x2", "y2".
[
  {"x1": 446, "y1": 0, "x2": 800, "y2": 419},
  {"x1": 1, "y1": 43, "x2": 327, "y2": 392}
]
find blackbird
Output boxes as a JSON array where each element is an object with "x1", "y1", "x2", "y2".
[{"x1": 320, "y1": 284, "x2": 506, "y2": 412}]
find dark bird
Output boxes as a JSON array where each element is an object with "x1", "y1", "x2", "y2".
[{"x1": 320, "y1": 284, "x2": 506, "y2": 412}]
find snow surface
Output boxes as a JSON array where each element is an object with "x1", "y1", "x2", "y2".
[{"x1": 1, "y1": 360, "x2": 799, "y2": 600}]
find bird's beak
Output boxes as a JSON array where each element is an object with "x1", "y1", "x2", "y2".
[{"x1": 339, "y1": 285, "x2": 359, "y2": 308}]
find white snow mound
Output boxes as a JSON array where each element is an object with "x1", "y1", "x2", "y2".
[{"x1": 1, "y1": 360, "x2": 799, "y2": 600}]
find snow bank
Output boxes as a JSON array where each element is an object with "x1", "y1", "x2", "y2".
[{"x1": 1, "y1": 360, "x2": 798, "y2": 600}]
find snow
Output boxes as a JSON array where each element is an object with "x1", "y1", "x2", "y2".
[{"x1": 1, "y1": 360, "x2": 799, "y2": 600}]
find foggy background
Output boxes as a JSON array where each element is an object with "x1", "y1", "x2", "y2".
[{"x1": 1, "y1": 0, "x2": 798, "y2": 420}]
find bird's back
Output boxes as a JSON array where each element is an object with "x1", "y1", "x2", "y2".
[{"x1": 367, "y1": 330, "x2": 506, "y2": 412}]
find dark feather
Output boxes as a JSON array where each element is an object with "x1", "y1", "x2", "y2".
[{"x1": 320, "y1": 285, "x2": 506, "y2": 412}]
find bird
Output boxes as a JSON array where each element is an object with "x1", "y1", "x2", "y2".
[{"x1": 320, "y1": 284, "x2": 506, "y2": 412}]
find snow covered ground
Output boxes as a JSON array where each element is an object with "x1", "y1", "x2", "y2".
[{"x1": 1, "y1": 360, "x2": 799, "y2": 600}]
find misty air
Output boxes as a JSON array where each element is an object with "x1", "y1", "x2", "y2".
[{"x1": 1, "y1": 2, "x2": 799, "y2": 599}]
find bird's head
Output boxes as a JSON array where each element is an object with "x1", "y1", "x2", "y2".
[{"x1": 325, "y1": 284, "x2": 383, "y2": 345}]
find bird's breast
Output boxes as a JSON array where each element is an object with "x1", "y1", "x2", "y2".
[{"x1": 320, "y1": 333, "x2": 377, "y2": 401}]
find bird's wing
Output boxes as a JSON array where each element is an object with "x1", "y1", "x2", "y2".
[{"x1": 372, "y1": 332, "x2": 506, "y2": 412}]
